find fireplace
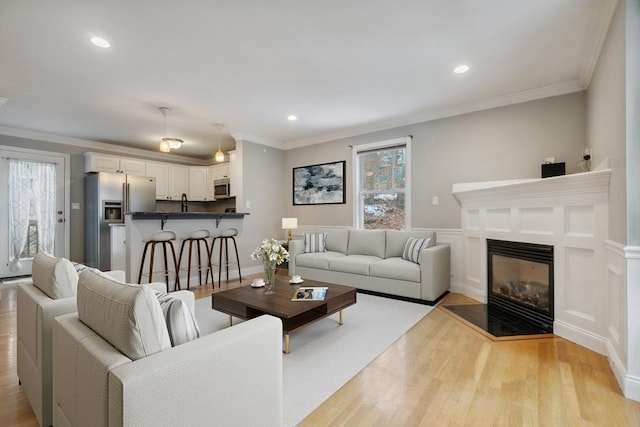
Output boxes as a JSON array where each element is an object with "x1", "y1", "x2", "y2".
[{"x1": 487, "y1": 239, "x2": 554, "y2": 333}]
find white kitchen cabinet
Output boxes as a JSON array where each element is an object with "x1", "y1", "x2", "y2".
[
  {"x1": 228, "y1": 150, "x2": 238, "y2": 197},
  {"x1": 206, "y1": 165, "x2": 217, "y2": 201},
  {"x1": 84, "y1": 152, "x2": 146, "y2": 175},
  {"x1": 110, "y1": 225, "x2": 126, "y2": 271},
  {"x1": 145, "y1": 162, "x2": 169, "y2": 200},
  {"x1": 188, "y1": 167, "x2": 209, "y2": 201},
  {"x1": 216, "y1": 163, "x2": 230, "y2": 179},
  {"x1": 167, "y1": 165, "x2": 189, "y2": 200}
]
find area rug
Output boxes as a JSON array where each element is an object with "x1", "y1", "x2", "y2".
[{"x1": 193, "y1": 292, "x2": 434, "y2": 426}]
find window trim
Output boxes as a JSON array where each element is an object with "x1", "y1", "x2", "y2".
[{"x1": 352, "y1": 136, "x2": 411, "y2": 229}]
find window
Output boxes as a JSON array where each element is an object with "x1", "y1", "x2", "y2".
[{"x1": 353, "y1": 137, "x2": 411, "y2": 230}]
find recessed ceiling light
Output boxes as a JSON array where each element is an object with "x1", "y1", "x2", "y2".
[
  {"x1": 454, "y1": 65, "x2": 470, "y2": 74},
  {"x1": 287, "y1": 115, "x2": 297, "y2": 121},
  {"x1": 90, "y1": 37, "x2": 111, "y2": 48}
]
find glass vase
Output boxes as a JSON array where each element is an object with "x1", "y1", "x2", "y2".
[{"x1": 263, "y1": 259, "x2": 277, "y2": 295}]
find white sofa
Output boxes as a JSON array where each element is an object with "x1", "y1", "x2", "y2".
[
  {"x1": 52, "y1": 269, "x2": 283, "y2": 427},
  {"x1": 16, "y1": 253, "x2": 127, "y2": 427},
  {"x1": 289, "y1": 229, "x2": 450, "y2": 303}
]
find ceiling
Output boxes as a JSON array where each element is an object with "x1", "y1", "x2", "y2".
[{"x1": 0, "y1": 0, "x2": 616, "y2": 160}]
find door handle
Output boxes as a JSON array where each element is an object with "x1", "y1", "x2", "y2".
[{"x1": 57, "y1": 218, "x2": 65, "y2": 223}]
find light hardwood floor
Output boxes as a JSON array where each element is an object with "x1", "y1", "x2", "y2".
[{"x1": 2, "y1": 277, "x2": 639, "y2": 426}]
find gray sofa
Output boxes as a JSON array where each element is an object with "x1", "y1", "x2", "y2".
[{"x1": 289, "y1": 229, "x2": 450, "y2": 303}]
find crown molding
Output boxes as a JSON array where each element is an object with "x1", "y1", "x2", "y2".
[
  {"x1": 579, "y1": 0, "x2": 619, "y2": 87},
  {"x1": 0, "y1": 125, "x2": 210, "y2": 165},
  {"x1": 283, "y1": 79, "x2": 585, "y2": 150},
  {"x1": 231, "y1": 131, "x2": 285, "y2": 149}
]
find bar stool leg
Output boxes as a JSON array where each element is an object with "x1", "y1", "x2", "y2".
[
  {"x1": 162, "y1": 242, "x2": 171, "y2": 291},
  {"x1": 230, "y1": 236, "x2": 242, "y2": 282},
  {"x1": 138, "y1": 241, "x2": 151, "y2": 283},
  {"x1": 169, "y1": 242, "x2": 180, "y2": 292},
  {"x1": 149, "y1": 243, "x2": 157, "y2": 283},
  {"x1": 218, "y1": 238, "x2": 225, "y2": 284},
  {"x1": 208, "y1": 237, "x2": 218, "y2": 286},
  {"x1": 196, "y1": 239, "x2": 204, "y2": 287},
  {"x1": 224, "y1": 238, "x2": 230, "y2": 281}
]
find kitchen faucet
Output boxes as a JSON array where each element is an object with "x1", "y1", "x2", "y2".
[{"x1": 181, "y1": 193, "x2": 188, "y2": 212}]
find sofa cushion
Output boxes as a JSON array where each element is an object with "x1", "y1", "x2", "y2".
[
  {"x1": 402, "y1": 237, "x2": 431, "y2": 264},
  {"x1": 386, "y1": 230, "x2": 436, "y2": 258},
  {"x1": 76, "y1": 269, "x2": 171, "y2": 360},
  {"x1": 329, "y1": 255, "x2": 381, "y2": 275},
  {"x1": 304, "y1": 232, "x2": 327, "y2": 253},
  {"x1": 370, "y1": 257, "x2": 421, "y2": 282},
  {"x1": 156, "y1": 292, "x2": 201, "y2": 346},
  {"x1": 32, "y1": 252, "x2": 79, "y2": 299},
  {"x1": 296, "y1": 251, "x2": 345, "y2": 270},
  {"x1": 317, "y1": 228, "x2": 350, "y2": 254},
  {"x1": 347, "y1": 230, "x2": 386, "y2": 258}
]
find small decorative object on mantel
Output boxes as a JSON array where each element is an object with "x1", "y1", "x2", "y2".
[
  {"x1": 250, "y1": 239, "x2": 290, "y2": 295},
  {"x1": 293, "y1": 160, "x2": 346, "y2": 205}
]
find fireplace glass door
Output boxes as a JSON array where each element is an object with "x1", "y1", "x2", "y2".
[
  {"x1": 491, "y1": 254, "x2": 550, "y2": 312},
  {"x1": 487, "y1": 239, "x2": 554, "y2": 331}
]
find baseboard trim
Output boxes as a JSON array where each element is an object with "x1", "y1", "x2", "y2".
[
  {"x1": 450, "y1": 281, "x2": 485, "y2": 303},
  {"x1": 553, "y1": 319, "x2": 608, "y2": 355}
]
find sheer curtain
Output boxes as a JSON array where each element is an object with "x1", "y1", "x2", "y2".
[
  {"x1": 32, "y1": 161, "x2": 56, "y2": 254},
  {"x1": 7, "y1": 159, "x2": 56, "y2": 271}
]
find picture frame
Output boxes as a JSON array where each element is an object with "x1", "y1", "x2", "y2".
[{"x1": 293, "y1": 160, "x2": 346, "y2": 205}]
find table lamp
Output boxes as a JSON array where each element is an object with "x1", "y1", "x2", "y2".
[{"x1": 282, "y1": 217, "x2": 298, "y2": 241}]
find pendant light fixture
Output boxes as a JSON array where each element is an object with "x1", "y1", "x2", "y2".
[
  {"x1": 159, "y1": 107, "x2": 183, "y2": 153},
  {"x1": 214, "y1": 123, "x2": 225, "y2": 162}
]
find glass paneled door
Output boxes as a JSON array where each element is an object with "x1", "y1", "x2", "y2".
[{"x1": 0, "y1": 147, "x2": 68, "y2": 278}]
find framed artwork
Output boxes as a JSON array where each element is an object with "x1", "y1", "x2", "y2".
[{"x1": 293, "y1": 160, "x2": 346, "y2": 205}]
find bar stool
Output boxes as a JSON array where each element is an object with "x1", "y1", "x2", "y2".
[
  {"x1": 137, "y1": 230, "x2": 180, "y2": 292},
  {"x1": 208, "y1": 228, "x2": 242, "y2": 284},
  {"x1": 177, "y1": 228, "x2": 213, "y2": 290}
]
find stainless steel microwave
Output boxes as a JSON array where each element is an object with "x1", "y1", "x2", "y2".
[{"x1": 214, "y1": 178, "x2": 231, "y2": 198}]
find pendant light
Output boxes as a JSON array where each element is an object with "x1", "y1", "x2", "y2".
[
  {"x1": 214, "y1": 123, "x2": 225, "y2": 162},
  {"x1": 159, "y1": 107, "x2": 183, "y2": 152}
]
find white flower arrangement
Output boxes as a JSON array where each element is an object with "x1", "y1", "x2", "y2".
[{"x1": 250, "y1": 238, "x2": 290, "y2": 265}]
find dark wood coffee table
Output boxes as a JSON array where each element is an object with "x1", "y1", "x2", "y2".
[{"x1": 211, "y1": 277, "x2": 357, "y2": 353}]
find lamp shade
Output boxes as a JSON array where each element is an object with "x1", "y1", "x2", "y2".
[
  {"x1": 282, "y1": 218, "x2": 298, "y2": 229},
  {"x1": 159, "y1": 139, "x2": 171, "y2": 153}
]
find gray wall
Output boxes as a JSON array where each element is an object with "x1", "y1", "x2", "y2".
[
  {"x1": 234, "y1": 140, "x2": 287, "y2": 269},
  {"x1": 284, "y1": 92, "x2": 586, "y2": 229},
  {"x1": 586, "y1": 0, "x2": 627, "y2": 244}
]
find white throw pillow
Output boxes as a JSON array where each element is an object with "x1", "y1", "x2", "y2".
[
  {"x1": 156, "y1": 291, "x2": 201, "y2": 346},
  {"x1": 402, "y1": 237, "x2": 431, "y2": 264},
  {"x1": 304, "y1": 232, "x2": 327, "y2": 253},
  {"x1": 32, "y1": 252, "x2": 79, "y2": 299},
  {"x1": 77, "y1": 268, "x2": 171, "y2": 360}
]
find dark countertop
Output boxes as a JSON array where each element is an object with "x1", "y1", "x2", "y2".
[{"x1": 125, "y1": 212, "x2": 248, "y2": 220}]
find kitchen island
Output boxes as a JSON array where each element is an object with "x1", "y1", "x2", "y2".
[{"x1": 123, "y1": 211, "x2": 249, "y2": 288}]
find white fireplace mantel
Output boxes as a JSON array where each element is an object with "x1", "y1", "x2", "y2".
[
  {"x1": 452, "y1": 169, "x2": 612, "y2": 356},
  {"x1": 452, "y1": 169, "x2": 612, "y2": 206}
]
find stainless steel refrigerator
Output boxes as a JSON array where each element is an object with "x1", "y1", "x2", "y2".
[{"x1": 85, "y1": 172, "x2": 156, "y2": 270}]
